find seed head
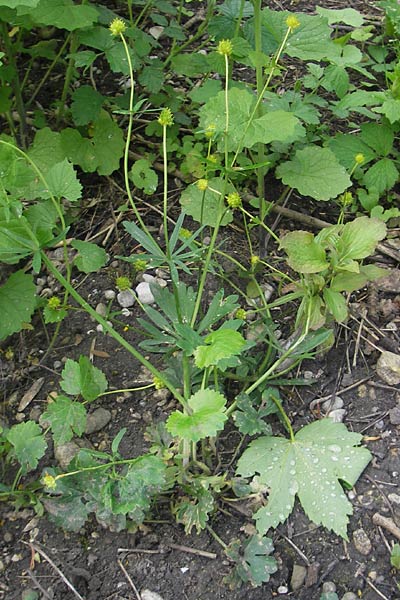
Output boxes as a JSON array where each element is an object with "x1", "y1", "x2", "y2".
[
  {"x1": 109, "y1": 18, "x2": 127, "y2": 37},
  {"x1": 134, "y1": 258, "x2": 147, "y2": 272},
  {"x1": 226, "y1": 192, "x2": 242, "y2": 209},
  {"x1": 158, "y1": 107, "x2": 174, "y2": 126},
  {"x1": 286, "y1": 15, "x2": 301, "y2": 31},
  {"x1": 197, "y1": 179, "x2": 208, "y2": 191},
  {"x1": 217, "y1": 39, "x2": 233, "y2": 57},
  {"x1": 42, "y1": 472, "x2": 57, "y2": 490},
  {"x1": 153, "y1": 376, "x2": 166, "y2": 390},
  {"x1": 236, "y1": 308, "x2": 247, "y2": 320},
  {"x1": 116, "y1": 276, "x2": 132, "y2": 291},
  {"x1": 205, "y1": 123, "x2": 216, "y2": 139},
  {"x1": 355, "y1": 153, "x2": 365, "y2": 165},
  {"x1": 251, "y1": 255, "x2": 260, "y2": 266},
  {"x1": 179, "y1": 228, "x2": 192, "y2": 240},
  {"x1": 47, "y1": 296, "x2": 61, "y2": 310}
]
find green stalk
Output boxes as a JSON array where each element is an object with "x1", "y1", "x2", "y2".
[
  {"x1": 1, "y1": 23, "x2": 27, "y2": 146},
  {"x1": 271, "y1": 395, "x2": 295, "y2": 441},
  {"x1": 252, "y1": 0, "x2": 266, "y2": 225},
  {"x1": 41, "y1": 252, "x2": 187, "y2": 409},
  {"x1": 57, "y1": 32, "x2": 79, "y2": 125}
]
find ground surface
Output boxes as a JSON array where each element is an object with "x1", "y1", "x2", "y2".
[{"x1": 1, "y1": 0, "x2": 400, "y2": 599}]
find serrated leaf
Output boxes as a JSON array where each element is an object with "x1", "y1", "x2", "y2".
[
  {"x1": 130, "y1": 159, "x2": 158, "y2": 195},
  {"x1": 138, "y1": 64, "x2": 164, "y2": 93},
  {"x1": 42, "y1": 395, "x2": 86, "y2": 445},
  {"x1": 180, "y1": 177, "x2": 233, "y2": 227},
  {"x1": 0, "y1": 271, "x2": 36, "y2": 340},
  {"x1": 167, "y1": 388, "x2": 227, "y2": 442},
  {"x1": 337, "y1": 216, "x2": 387, "y2": 260},
  {"x1": 60, "y1": 128, "x2": 98, "y2": 173},
  {"x1": 114, "y1": 455, "x2": 166, "y2": 520},
  {"x1": 232, "y1": 395, "x2": 272, "y2": 436},
  {"x1": 315, "y1": 6, "x2": 363, "y2": 26},
  {"x1": 43, "y1": 493, "x2": 90, "y2": 532},
  {"x1": 360, "y1": 122, "x2": 394, "y2": 156},
  {"x1": 373, "y1": 98, "x2": 400, "y2": 124},
  {"x1": 323, "y1": 288, "x2": 348, "y2": 322},
  {"x1": 236, "y1": 419, "x2": 371, "y2": 539},
  {"x1": 28, "y1": 127, "x2": 65, "y2": 173},
  {"x1": 0, "y1": 218, "x2": 39, "y2": 263},
  {"x1": 18, "y1": 0, "x2": 98, "y2": 31},
  {"x1": 1, "y1": 0, "x2": 39, "y2": 6},
  {"x1": 329, "y1": 133, "x2": 375, "y2": 170},
  {"x1": 43, "y1": 304, "x2": 67, "y2": 324},
  {"x1": 276, "y1": 146, "x2": 352, "y2": 201},
  {"x1": 6, "y1": 421, "x2": 47, "y2": 473},
  {"x1": 71, "y1": 240, "x2": 108, "y2": 273},
  {"x1": 60, "y1": 355, "x2": 108, "y2": 401},
  {"x1": 92, "y1": 111, "x2": 124, "y2": 176},
  {"x1": 364, "y1": 158, "x2": 399, "y2": 195},
  {"x1": 40, "y1": 159, "x2": 82, "y2": 202},
  {"x1": 225, "y1": 535, "x2": 277, "y2": 587},
  {"x1": 280, "y1": 231, "x2": 329, "y2": 273},
  {"x1": 71, "y1": 85, "x2": 104, "y2": 126},
  {"x1": 194, "y1": 328, "x2": 246, "y2": 369},
  {"x1": 174, "y1": 482, "x2": 215, "y2": 534}
]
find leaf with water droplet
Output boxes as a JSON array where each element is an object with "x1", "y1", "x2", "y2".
[{"x1": 236, "y1": 418, "x2": 371, "y2": 539}]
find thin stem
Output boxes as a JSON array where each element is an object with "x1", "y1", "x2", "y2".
[
  {"x1": 271, "y1": 394, "x2": 295, "y2": 441},
  {"x1": 57, "y1": 33, "x2": 79, "y2": 125},
  {"x1": 162, "y1": 124, "x2": 170, "y2": 256},
  {"x1": 223, "y1": 52, "x2": 230, "y2": 171},
  {"x1": 41, "y1": 252, "x2": 187, "y2": 409},
  {"x1": 1, "y1": 23, "x2": 27, "y2": 146},
  {"x1": 97, "y1": 383, "x2": 155, "y2": 397}
]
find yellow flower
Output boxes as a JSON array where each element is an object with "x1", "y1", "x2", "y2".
[
  {"x1": 179, "y1": 228, "x2": 192, "y2": 239},
  {"x1": 47, "y1": 296, "x2": 61, "y2": 310},
  {"x1": 116, "y1": 276, "x2": 132, "y2": 291},
  {"x1": 197, "y1": 179, "x2": 208, "y2": 191},
  {"x1": 109, "y1": 18, "x2": 127, "y2": 37},
  {"x1": 286, "y1": 15, "x2": 301, "y2": 31},
  {"x1": 153, "y1": 376, "x2": 166, "y2": 390},
  {"x1": 42, "y1": 472, "x2": 57, "y2": 490},
  {"x1": 217, "y1": 39, "x2": 233, "y2": 57},
  {"x1": 355, "y1": 153, "x2": 365, "y2": 165},
  {"x1": 205, "y1": 123, "x2": 216, "y2": 139},
  {"x1": 226, "y1": 192, "x2": 242, "y2": 209},
  {"x1": 158, "y1": 107, "x2": 174, "y2": 126},
  {"x1": 251, "y1": 255, "x2": 260, "y2": 266},
  {"x1": 236, "y1": 308, "x2": 247, "y2": 320}
]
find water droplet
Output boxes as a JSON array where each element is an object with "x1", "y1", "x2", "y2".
[
  {"x1": 321, "y1": 468, "x2": 327, "y2": 473},
  {"x1": 331, "y1": 456, "x2": 339, "y2": 461},
  {"x1": 290, "y1": 469, "x2": 295, "y2": 475},
  {"x1": 313, "y1": 458, "x2": 319, "y2": 464},
  {"x1": 328, "y1": 445, "x2": 342, "y2": 453}
]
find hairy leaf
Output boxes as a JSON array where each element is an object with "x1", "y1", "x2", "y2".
[
  {"x1": 7, "y1": 421, "x2": 47, "y2": 473},
  {"x1": 41, "y1": 395, "x2": 86, "y2": 445},
  {"x1": 167, "y1": 388, "x2": 227, "y2": 442},
  {"x1": 237, "y1": 419, "x2": 371, "y2": 539},
  {"x1": 0, "y1": 271, "x2": 36, "y2": 340},
  {"x1": 194, "y1": 328, "x2": 246, "y2": 368},
  {"x1": 72, "y1": 240, "x2": 108, "y2": 273},
  {"x1": 60, "y1": 356, "x2": 108, "y2": 401}
]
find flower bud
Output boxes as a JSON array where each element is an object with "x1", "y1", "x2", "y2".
[
  {"x1": 286, "y1": 15, "x2": 300, "y2": 31},
  {"x1": 226, "y1": 192, "x2": 241, "y2": 209},
  {"x1": 158, "y1": 107, "x2": 174, "y2": 126},
  {"x1": 217, "y1": 39, "x2": 233, "y2": 57},
  {"x1": 197, "y1": 179, "x2": 208, "y2": 191},
  {"x1": 109, "y1": 18, "x2": 127, "y2": 36}
]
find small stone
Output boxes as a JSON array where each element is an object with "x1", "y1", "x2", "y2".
[
  {"x1": 142, "y1": 274, "x2": 156, "y2": 283},
  {"x1": 277, "y1": 586, "x2": 288, "y2": 594},
  {"x1": 290, "y1": 564, "x2": 307, "y2": 591},
  {"x1": 376, "y1": 351, "x2": 400, "y2": 386},
  {"x1": 117, "y1": 290, "x2": 136, "y2": 308},
  {"x1": 305, "y1": 562, "x2": 320, "y2": 588},
  {"x1": 11, "y1": 553, "x2": 23, "y2": 562},
  {"x1": 141, "y1": 591, "x2": 165, "y2": 600},
  {"x1": 322, "y1": 581, "x2": 336, "y2": 593},
  {"x1": 388, "y1": 493, "x2": 400, "y2": 505},
  {"x1": 153, "y1": 388, "x2": 170, "y2": 403},
  {"x1": 0, "y1": 559, "x2": 4, "y2": 572},
  {"x1": 389, "y1": 406, "x2": 400, "y2": 425},
  {"x1": 136, "y1": 282, "x2": 155, "y2": 304},
  {"x1": 155, "y1": 277, "x2": 167, "y2": 288},
  {"x1": 95, "y1": 303, "x2": 107, "y2": 317},
  {"x1": 104, "y1": 289, "x2": 116, "y2": 300},
  {"x1": 53, "y1": 360, "x2": 63, "y2": 370},
  {"x1": 352, "y1": 528, "x2": 372, "y2": 555},
  {"x1": 15, "y1": 412, "x2": 25, "y2": 422},
  {"x1": 155, "y1": 269, "x2": 168, "y2": 280},
  {"x1": 328, "y1": 408, "x2": 347, "y2": 423},
  {"x1": 322, "y1": 396, "x2": 344, "y2": 413},
  {"x1": 368, "y1": 570, "x2": 377, "y2": 581},
  {"x1": 303, "y1": 371, "x2": 314, "y2": 380},
  {"x1": 263, "y1": 283, "x2": 274, "y2": 302},
  {"x1": 341, "y1": 593, "x2": 357, "y2": 600},
  {"x1": 121, "y1": 308, "x2": 131, "y2": 317},
  {"x1": 85, "y1": 408, "x2": 111, "y2": 434},
  {"x1": 4, "y1": 532, "x2": 13, "y2": 543},
  {"x1": 55, "y1": 441, "x2": 80, "y2": 469}
]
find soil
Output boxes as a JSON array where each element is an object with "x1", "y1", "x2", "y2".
[{"x1": 1, "y1": 1, "x2": 400, "y2": 600}]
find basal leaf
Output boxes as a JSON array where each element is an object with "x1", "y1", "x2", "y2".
[
  {"x1": 244, "y1": 110, "x2": 303, "y2": 147},
  {"x1": 40, "y1": 159, "x2": 82, "y2": 202},
  {"x1": 337, "y1": 216, "x2": 387, "y2": 260},
  {"x1": 315, "y1": 7, "x2": 364, "y2": 26},
  {"x1": 6, "y1": 421, "x2": 47, "y2": 474},
  {"x1": 60, "y1": 128, "x2": 98, "y2": 173},
  {"x1": 166, "y1": 388, "x2": 227, "y2": 442},
  {"x1": 60, "y1": 356, "x2": 108, "y2": 401},
  {"x1": 71, "y1": 85, "x2": 104, "y2": 126},
  {"x1": 323, "y1": 288, "x2": 348, "y2": 322},
  {"x1": 180, "y1": 177, "x2": 233, "y2": 227},
  {"x1": 0, "y1": 270, "x2": 36, "y2": 340},
  {"x1": 276, "y1": 146, "x2": 352, "y2": 201},
  {"x1": 42, "y1": 395, "x2": 86, "y2": 445},
  {"x1": 236, "y1": 419, "x2": 371, "y2": 539},
  {"x1": 329, "y1": 133, "x2": 375, "y2": 170},
  {"x1": 115, "y1": 455, "x2": 166, "y2": 520},
  {"x1": 1, "y1": 0, "x2": 39, "y2": 6},
  {"x1": 71, "y1": 240, "x2": 108, "y2": 273},
  {"x1": 280, "y1": 231, "x2": 329, "y2": 273},
  {"x1": 360, "y1": 122, "x2": 394, "y2": 156},
  {"x1": 364, "y1": 158, "x2": 399, "y2": 195},
  {"x1": 130, "y1": 159, "x2": 158, "y2": 195},
  {"x1": 18, "y1": 0, "x2": 98, "y2": 31},
  {"x1": 92, "y1": 111, "x2": 125, "y2": 176},
  {"x1": 174, "y1": 483, "x2": 214, "y2": 534},
  {"x1": 225, "y1": 535, "x2": 277, "y2": 587},
  {"x1": 0, "y1": 217, "x2": 39, "y2": 263},
  {"x1": 373, "y1": 97, "x2": 400, "y2": 124},
  {"x1": 232, "y1": 394, "x2": 272, "y2": 436},
  {"x1": 194, "y1": 328, "x2": 246, "y2": 369},
  {"x1": 28, "y1": 127, "x2": 64, "y2": 173}
]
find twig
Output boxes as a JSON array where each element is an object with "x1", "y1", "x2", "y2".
[
  {"x1": 372, "y1": 513, "x2": 400, "y2": 542},
  {"x1": 117, "y1": 559, "x2": 141, "y2": 600},
  {"x1": 25, "y1": 570, "x2": 53, "y2": 600},
  {"x1": 359, "y1": 411, "x2": 389, "y2": 434},
  {"x1": 280, "y1": 534, "x2": 310, "y2": 566},
  {"x1": 364, "y1": 475, "x2": 396, "y2": 519},
  {"x1": 364, "y1": 576, "x2": 390, "y2": 600},
  {"x1": 23, "y1": 542, "x2": 85, "y2": 600},
  {"x1": 117, "y1": 547, "x2": 163, "y2": 555},
  {"x1": 167, "y1": 542, "x2": 217, "y2": 559},
  {"x1": 309, "y1": 376, "x2": 372, "y2": 409}
]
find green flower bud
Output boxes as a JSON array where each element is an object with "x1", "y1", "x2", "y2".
[
  {"x1": 116, "y1": 276, "x2": 132, "y2": 291},
  {"x1": 226, "y1": 192, "x2": 242, "y2": 209},
  {"x1": 109, "y1": 18, "x2": 127, "y2": 36},
  {"x1": 158, "y1": 107, "x2": 174, "y2": 126},
  {"x1": 217, "y1": 39, "x2": 233, "y2": 57}
]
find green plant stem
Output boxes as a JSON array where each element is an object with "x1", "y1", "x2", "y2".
[
  {"x1": 206, "y1": 524, "x2": 228, "y2": 550},
  {"x1": 270, "y1": 395, "x2": 295, "y2": 441},
  {"x1": 162, "y1": 124, "x2": 170, "y2": 256},
  {"x1": 234, "y1": 0, "x2": 246, "y2": 37},
  {"x1": 97, "y1": 383, "x2": 155, "y2": 397},
  {"x1": 240, "y1": 206, "x2": 280, "y2": 243},
  {"x1": 223, "y1": 52, "x2": 230, "y2": 173},
  {"x1": 1, "y1": 23, "x2": 27, "y2": 146},
  {"x1": 11, "y1": 466, "x2": 22, "y2": 492},
  {"x1": 57, "y1": 33, "x2": 79, "y2": 125},
  {"x1": 41, "y1": 252, "x2": 188, "y2": 409},
  {"x1": 133, "y1": 0, "x2": 154, "y2": 28}
]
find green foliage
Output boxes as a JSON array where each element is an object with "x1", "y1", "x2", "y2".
[
  {"x1": 167, "y1": 388, "x2": 227, "y2": 442},
  {"x1": 6, "y1": 421, "x2": 47, "y2": 474},
  {"x1": 237, "y1": 419, "x2": 371, "y2": 539},
  {"x1": 194, "y1": 328, "x2": 246, "y2": 368},
  {"x1": 60, "y1": 356, "x2": 108, "y2": 401},
  {"x1": 0, "y1": 271, "x2": 36, "y2": 340},
  {"x1": 391, "y1": 544, "x2": 400, "y2": 569},
  {"x1": 130, "y1": 159, "x2": 158, "y2": 195},
  {"x1": 225, "y1": 535, "x2": 277, "y2": 588},
  {"x1": 41, "y1": 396, "x2": 86, "y2": 446},
  {"x1": 71, "y1": 240, "x2": 108, "y2": 273}
]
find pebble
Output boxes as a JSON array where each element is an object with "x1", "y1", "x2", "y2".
[
  {"x1": 152, "y1": 388, "x2": 170, "y2": 403},
  {"x1": 328, "y1": 408, "x2": 346, "y2": 423},
  {"x1": 376, "y1": 351, "x2": 400, "y2": 386},
  {"x1": 142, "y1": 273, "x2": 156, "y2": 283},
  {"x1": 136, "y1": 281, "x2": 155, "y2": 304},
  {"x1": 388, "y1": 493, "x2": 400, "y2": 505},
  {"x1": 155, "y1": 269, "x2": 168, "y2": 280},
  {"x1": 54, "y1": 441, "x2": 81, "y2": 469},
  {"x1": 15, "y1": 412, "x2": 25, "y2": 422},
  {"x1": 4, "y1": 532, "x2": 13, "y2": 543},
  {"x1": 277, "y1": 585, "x2": 288, "y2": 594},
  {"x1": 53, "y1": 360, "x2": 63, "y2": 370},
  {"x1": 95, "y1": 303, "x2": 107, "y2": 317},
  {"x1": 322, "y1": 396, "x2": 344, "y2": 413},
  {"x1": 117, "y1": 290, "x2": 136, "y2": 308},
  {"x1": 104, "y1": 289, "x2": 116, "y2": 300},
  {"x1": 389, "y1": 406, "x2": 400, "y2": 425},
  {"x1": 263, "y1": 283, "x2": 274, "y2": 302},
  {"x1": 290, "y1": 564, "x2": 307, "y2": 591},
  {"x1": 352, "y1": 528, "x2": 372, "y2": 555},
  {"x1": 141, "y1": 591, "x2": 165, "y2": 600},
  {"x1": 322, "y1": 582, "x2": 336, "y2": 593},
  {"x1": 121, "y1": 308, "x2": 131, "y2": 317},
  {"x1": 85, "y1": 408, "x2": 111, "y2": 434},
  {"x1": 0, "y1": 560, "x2": 4, "y2": 572},
  {"x1": 341, "y1": 594, "x2": 357, "y2": 600}
]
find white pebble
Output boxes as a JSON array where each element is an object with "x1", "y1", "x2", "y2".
[
  {"x1": 117, "y1": 290, "x2": 136, "y2": 308},
  {"x1": 142, "y1": 273, "x2": 157, "y2": 283},
  {"x1": 136, "y1": 282, "x2": 155, "y2": 304},
  {"x1": 277, "y1": 585, "x2": 288, "y2": 594},
  {"x1": 104, "y1": 289, "x2": 116, "y2": 300}
]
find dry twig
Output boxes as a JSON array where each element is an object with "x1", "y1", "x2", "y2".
[
  {"x1": 117, "y1": 559, "x2": 141, "y2": 600},
  {"x1": 372, "y1": 513, "x2": 400, "y2": 542}
]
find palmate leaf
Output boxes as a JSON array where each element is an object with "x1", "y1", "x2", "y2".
[
  {"x1": 17, "y1": 0, "x2": 98, "y2": 31},
  {"x1": 276, "y1": 146, "x2": 352, "y2": 201},
  {"x1": 0, "y1": 270, "x2": 36, "y2": 340},
  {"x1": 236, "y1": 419, "x2": 371, "y2": 539},
  {"x1": 225, "y1": 535, "x2": 277, "y2": 588},
  {"x1": 194, "y1": 328, "x2": 246, "y2": 369},
  {"x1": 115, "y1": 455, "x2": 166, "y2": 520},
  {"x1": 167, "y1": 388, "x2": 227, "y2": 442},
  {"x1": 71, "y1": 240, "x2": 108, "y2": 273},
  {"x1": 174, "y1": 485, "x2": 214, "y2": 534},
  {"x1": 41, "y1": 395, "x2": 86, "y2": 445},
  {"x1": 71, "y1": 85, "x2": 104, "y2": 126},
  {"x1": 60, "y1": 356, "x2": 108, "y2": 402},
  {"x1": 6, "y1": 421, "x2": 47, "y2": 474},
  {"x1": 279, "y1": 230, "x2": 329, "y2": 273}
]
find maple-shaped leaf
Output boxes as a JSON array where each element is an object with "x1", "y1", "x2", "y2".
[
  {"x1": 6, "y1": 421, "x2": 47, "y2": 474},
  {"x1": 194, "y1": 328, "x2": 246, "y2": 369},
  {"x1": 41, "y1": 395, "x2": 86, "y2": 445},
  {"x1": 174, "y1": 480, "x2": 215, "y2": 534},
  {"x1": 60, "y1": 356, "x2": 108, "y2": 401},
  {"x1": 236, "y1": 419, "x2": 371, "y2": 539},
  {"x1": 166, "y1": 388, "x2": 227, "y2": 442},
  {"x1": 225, "y1": 535, "x2": 277, "y2": 588}
]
